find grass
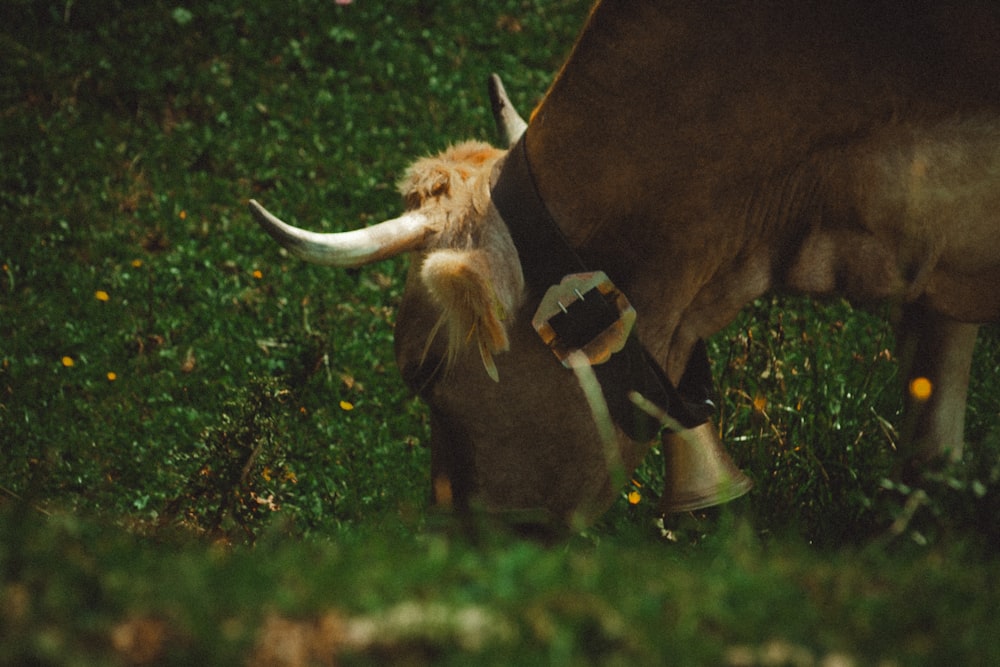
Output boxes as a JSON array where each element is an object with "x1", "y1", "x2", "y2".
[
  {"x1": 6, "y1": 508, "x2": 1000, "y2": 666},
  {"x1": 2, "y1": 1, "x2": 999, "y2": 664}
]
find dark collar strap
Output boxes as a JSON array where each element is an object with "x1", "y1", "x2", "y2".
[
  {"x1": 491, "y1": 137, "x2": 713, "y2": 440},
  {"x1": 490, "y1": 137, "x2": 587, "y2": 296}
]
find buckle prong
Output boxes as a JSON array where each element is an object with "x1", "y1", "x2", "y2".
[{"x1": 531, "y1": 271, "x2": 637, "y2": 368}]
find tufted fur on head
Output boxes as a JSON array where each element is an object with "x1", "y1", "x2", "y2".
[
  {"x1": 399, "y1": 141, "x2": 502, "y2": 219},
  {"x1": 397, "y1": 141, "x2": 524, "y2": 382}
]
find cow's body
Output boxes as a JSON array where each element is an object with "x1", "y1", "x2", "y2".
[
  {"x1": 252, "y1": 0, "x2": 1000, "y2": 526},
  {"x1": 527, "y1": 0, "x2": 1000, "y2": 468}
]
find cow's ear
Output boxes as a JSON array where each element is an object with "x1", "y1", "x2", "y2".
[{"x1": 420, "y1": 248, "x2": 510, "y2": 382}]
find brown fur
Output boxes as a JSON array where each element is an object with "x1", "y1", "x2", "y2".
[
  {"x1": 407, "y1": 1, "x2": 1000, "y2": 519},
  {"x1": 268, "y1": 2, "x2": 1000, "y2": 526}
]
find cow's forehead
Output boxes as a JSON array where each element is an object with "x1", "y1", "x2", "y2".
[{"x1": 398, "y1": 141, "x2": 505, "y2": 219}]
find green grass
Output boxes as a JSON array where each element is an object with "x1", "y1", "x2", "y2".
[
  {"x1": 2, "y1": 1, "x2": 999, "y2": 664},
  {"x1": 5, "y1": 508, "x2": 1000, "y2": 666}
]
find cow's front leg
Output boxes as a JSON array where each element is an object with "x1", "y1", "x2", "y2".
[
  {"x1": 428, "y1": 409, "x2": 477, "y2": 512},
  {"x1": 896, "y1": 304, "x2": 979, "y2": 471}
]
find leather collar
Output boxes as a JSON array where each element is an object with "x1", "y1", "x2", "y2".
[{"x1": 490, "y1": 137, "x2": 714, "y2": 441}]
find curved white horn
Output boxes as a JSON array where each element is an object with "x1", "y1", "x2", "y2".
[
  {"x1": 249, "y1": 199, "x2": 432, "y2": 268},
  {"x1": 488, "y1": 73, "x2": 528, "y2": 146}
]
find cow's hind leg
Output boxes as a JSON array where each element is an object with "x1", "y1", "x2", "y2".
[{"x1": 896, "y1": 304, "x2": 979, "y2": 473}]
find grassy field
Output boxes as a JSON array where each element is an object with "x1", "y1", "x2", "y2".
[{"x1": 2, "y1": 1, "x2": 999, "y2": 664}]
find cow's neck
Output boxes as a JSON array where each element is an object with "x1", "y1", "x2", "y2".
[
  {"x1": 491, "y1": 137, "x2": 717, "y2": 437},
  {"x1": 522, "y1": 1, "x2": 771, "y2": 381}
]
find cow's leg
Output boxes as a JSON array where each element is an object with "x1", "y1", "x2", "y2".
[
  {"x1": 428, "y1": 409, "x2": 476, "y2": 511},
  {"x1": 896, "y1": 304, "x2": 979, "y2": 471}
]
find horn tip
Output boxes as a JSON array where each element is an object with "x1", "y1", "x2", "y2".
[{"x1": 487, "y1": 73, "x2": 527, "y2": 146}]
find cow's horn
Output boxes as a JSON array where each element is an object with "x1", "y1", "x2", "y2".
[
  {"x1": 249, "y1": 199, "x2": 432, "y2": 268},
  {"x1": 488, "y1": 73, "x2": 528, "y2": 146}
]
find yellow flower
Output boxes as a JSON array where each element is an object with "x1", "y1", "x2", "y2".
[
  {"x1": 252, "y1": 269, "x2": 263, "y2": 280},
  {"x1": 909, "y1": 377, "x2": 932, "y2": 402},
  {"x1": 627, "y1": 490, "x2": 641, "y2": 505},
  {"x1": 62, "y1": 356, "x2": 74, "y2": 367},
  {"x1": 107, "y1": 372, "x2": 117, "y2": 381},
  {"x1": 131, "y1": 259, "x2": 143, "y2": 268},
  {"x1": 95, "y1": 290, "x2": 110, "y2": 302},
  {"x1": 339, "y1": 400, "x2": 354, "y2": 411},
  {"x1": 179, "y1": 210, "x2": 187, "y2": 220}
]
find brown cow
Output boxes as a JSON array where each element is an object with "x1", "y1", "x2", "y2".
[{"x1": 251, "y1": 0, "x2": 1000, "y2": 528}]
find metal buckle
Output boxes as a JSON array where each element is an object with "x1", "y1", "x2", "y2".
[{"x1": 531, "y1": 271, "x2": 636, "y2": 367}]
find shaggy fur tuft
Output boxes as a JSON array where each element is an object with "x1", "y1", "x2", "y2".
[
  {"x1": 398, "y1": 141, "x2": 502, "y2": 217},
  {"x1": 398, "y1": 141, "x2": 523, "y2": 381},
  {"x1": 420, "y1": 249, "x2": 511, "y2": 382}
]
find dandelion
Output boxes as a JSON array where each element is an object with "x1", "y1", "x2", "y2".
[
  {"x1": 252, "y1": 269, "x2": 263, "y2": 280},
  {"x1": 179, "y1": 210, "x2": 187, "y2": 220},
  {"x1": 107, "y1": 371, "x2": 117, "y2": 381},
  {"x1": 909, "y1": 377, "x2": 932, "y2": 402},
  {"x1": 131, "y1": 259, "x2": 143, "y2": 268},
  {"x1": 62, "y1": 356, "x2": 74, "y2": 367},
  {"x1": 95, "y1": 290, "x2": 110, "y2": 302},
  {"x1": 627, "y1": 490, "x2": 642, "y2": 505},
  {"x1": 339, "y1": 400, "x2": 355, "y2": 411}
]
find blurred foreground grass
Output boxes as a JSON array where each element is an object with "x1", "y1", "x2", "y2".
[
  {"x1": 4, "y1": 503, "x2": 1000, "y2": 666},
  {"x1": 2, "y1": 1, "x2": 999, "y2": 664}
]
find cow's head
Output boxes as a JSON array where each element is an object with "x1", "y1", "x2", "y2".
[{"x1": 250, "y1": 77, "x2": 746, "y2": 528}]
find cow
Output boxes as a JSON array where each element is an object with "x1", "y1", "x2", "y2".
[{"x1": 250, "y1": 0, "x2": 1000, "y2": 529}]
